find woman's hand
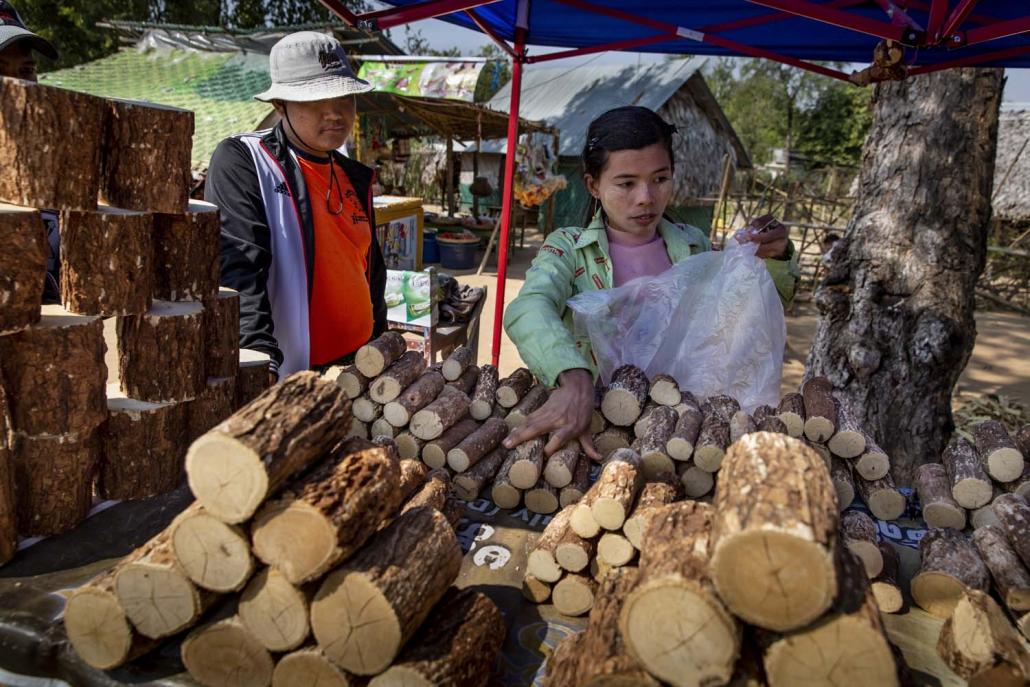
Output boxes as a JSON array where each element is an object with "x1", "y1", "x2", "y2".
[
  {"x1": 503, "y1": 368, "x2": 602, "y2": 461},
  {"x1": 740, "y1": 214, "x2": 789, "y2": 259}
]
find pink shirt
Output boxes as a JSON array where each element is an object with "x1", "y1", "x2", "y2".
[{"x1": 606, "y1": 228, "x2": 673, "y2": 286}]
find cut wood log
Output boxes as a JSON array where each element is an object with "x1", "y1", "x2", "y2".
[
  {"x1": 553, "y1": 573, "x2": 598, "y2": 617},
  {"x1": 369, "y1": 351, "x2": 427, "y2": 404},
  {"x1": 602, "y1": 365, "x2": 649, "y2": 427},
  {"x1": 623, "y1": 476, "x2": 681, "y2": 549},
  {"x1": 915, "y1": 462, "x2": 967, "y2": 530},
  {"x1": 204, "y1": 288, "x2": 240, "y2": 379},
  {"x1": 666, "y1": 406, "x2": 703, "y2": 462},
  {"x1": 1018, "y1": 424, "x2": 1030, "y2": 458},
  {"x1": 186, "y1": 372, "x2": 352, "y2": 524},
  {"x1": 447, "y1": 417, "x2": 507, "y2": 472},
  {"x1": 758, "y1": 415, "x2": 789, "y2": 435},
  {"x1": 0, "y1": 305, "x2": 107, "y2": 435},
  {"x1": 368, "y1": 588, "x2": 505, "y2": 687},
  {"x1": 829, "y1": 453, "x2": 856, "y2": 510},
  {"x1": 237, "y1": 349, "x2": 272, "y2": 409},
  {"x1": 937, "y1": 589, "x2": 1030, "y2": 687},
  {"x1": 331, "y1": 365, "x2": 370, "y2": 402},
  {"x1": 973, "y1": 526, "x2": 1030, "y2": 613},
  {"x1": 469, "y1": 364, "x2": 498, "y2": 420},
  {"x1": 776, "y1": 392, "x2": 806, "y2": 438},
  {"x1": 447, "y1": 364, "x2": 479, "y2": 397},
  {"x1": 352, "y1": 395, "x2": 382, "y2": 424},
  {"x1": 422, "y1": 417, "x2": 479, "y2": 469},
  {"x1": 100, "y1": 385, "x2": 188, "y2": 500},
  {"x1": 239, "y1": 568, "x2": 312, "y2": 652},
  {"x1": 490, "y1": 449, "x2": 522, "y2": 509},
  {"x1": 591, "y1": 409, "x2": 607, "y2": 435},
  {"x1": 310, "y1": 506, "x2": 462, "y2": 675},
  {"x1": 560, "y1": 456, "x2": 591, "y2": 508},
  {"x1": 509, "y1": 437, "x2": 546, "y2": 490},
  {"x1": 648, "y1": 374, "x2": 681, "y2": 407},
  {"x1": 0, "y1": 204, "x2": 46, "y2": 335},
  {"x1": 854, "y1": 433, "x2": 890, "y2": 481},
  {"x1": 678, "y1": 460, "x2": 715, "y2": 498},
  {"x1": 972, "y1": 487, "x2": 1005, "y2": 530},
  {"x1": 1002, "y1": 462, "x2": 1030, "y2": 499},
  {"x1": 944, "y1": 436, "x2": 994, "y2": 509},
  {"x1": 840, "y1": 510, "x2": 883, "y2": 578},
  {"x1": 638, "y1": 405, "x2": 678, "y2": 480},
  {"x1": 251, "y1": 439, "x2": 401, "y2": 584},
  {"x1": 619, "y1": 501, "x2": 739, "y2": 687},
  {"x1": 528, "y1": 506, "x2": 574, "y2": 583},
  {"x1": 101, "y1": 98, "x2": 192, "y2": 213},
  {"x1": 597, "y1": 532, "x2": 635, "y2": 567},
  {"x1": 632, "y1": 401, "x2": 660, "y2": 439},
  {"x1": 752, "y1": 404, "x2": 777, "y2": 426},
  {"x1": 710, "y1": 433, "x2": 839, "y2": 631},
  {"x1": 410, "y1": 385, "x2": 470, "y2": 441},
  {"x1": 801, "y1": 377, "x2": 837, "y2": 442},
  {"x1": 441, "y1": 345, "x2": 474, "y2": 381},
  {"x1": 395, "y1": 432, "x2": 426, "y2": 461},
  {"x1": 152, "y1": 201, "x2": 220, "y2": 301},
  {"x1": 701, "y1": 394, "x2": 741, "y2": 423},
  {"x1": 693, "y1": 413, "x2": 730, "y2": 472},
  {"x1": 496, "y1": 367, "x2": 534, "y2": 408},
  {"x1": 762, "y1": 549, "x2": 899, "y2": 687},
  {"x1": 169, "y1": 506, "x2": 253, "y2": 593},
  {"x1": 543, "y1": 632, "x2": 585, "y2": 687},
  {"x1": 0, "y1": 79, "x2": 104, "y2": 209},
  {"x1": 0, "y1": 386, "x2": 13, "y2": 566},
  {"x1": 871, "y1": 540, "x2": 904, "y2": 613},
  {"x1": 60, "y1": 206, "x2": 153, "y2": 316},
  {"x1": 400, "y1": 469, "x2": 449, "y2": 515},
  {"x1": 729, "y1": 410, "x2": 757, "y2": 444},
  {"x1": 526, "y1": 477, "x2": 560, "y2": 515},
  {"x1": 505, "y1": 384, "x2": 549, "y2": 429},
  {"x1": 554, "y1": 527, "x2": 597, "y2": 575},
  {"x1": 118, "y1": 300, "x2": 206, "y2": 403},
  {"x1": 827, "y1": 398, "x2": 866, "y2": 459},
  {"x1": 181, "y1": 617, "x2": 274, "y2": 687},
  {"x1": 912, "y1": 527, "x2": 991, "y2": 618},
  {"x1": 522, "y1": 575, "x2": 552, "y2": 603},
  {"x1": 397, "y1": 459, "x2": 428, "y2": 502},
  {"x1": 382, "y1": 370, "x2": 444, "y2": 427},
  {"x1": 855, "y1": 470, "x2": 907, "y2": 521},
  {"x1": 13, "y1": 431, "x2": 99, "y2": 536},
  {"x1": 355, "y1": 331, "x2": 407, "y2": 378},
  {"x1": 594, "y1": 427, "x2": 631, "y2": 459},
  {"x1": 453, "y1": 447, "x2": 505, "y2": 501},
  {"x1": 589, "y1": 448, "x2": 641, "y2": 531},
  {"x1": 370, "y1": 418, "x2": 395, "y2": 439},
  {"x1": 188, "y1": 377, "x2": 235, "y2": 443},
  {"x1": 973, "y1": 420, "x2": 1025, "y2": 483},
  {"x1": 544, "y1": 444, "x2": 581, "y2": 489},
  {"x1": 346, "y1": 420, "x2": 368, "y2": 440},
  {"x1": 272, "y1": 646, "x2": 351, "y2": 687},
  {"x1": 993, "y1": 494, "x2": 1030, "y2": 569},
  {"x1": 115, "y1": 532, "x2": 217, "y2": 639}
]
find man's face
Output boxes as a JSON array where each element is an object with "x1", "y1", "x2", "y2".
[
  {"x1": 0, "y1": 41, "x2": 36, "y2": 81},
  {"x1": 277, "y1": 96, "x2": 357, "y2": 154}
]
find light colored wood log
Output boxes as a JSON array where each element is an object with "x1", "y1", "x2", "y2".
[
  {"x1": 827, "y1": 397, "x2": 866, "y2": 458},
  {"x1": 589, "y1": 448, "x2": 642, "y2": 531},
  {"x1": 369, "y1": 351, "x2": 427, "y2": 404},
  {"x1": 553, "y1": 573, "x2": 598, "y2": 617},
  {"x1": 421, "y1": 417, "x2": 478, "y2": 469},
  {"x1": 181, "y1": 616, "x2": 274, "y2": 687},
  {"x1": 912, "y1": 527, "x2": 991, "y2": 618},
  {"x1": 973, "y1": 420, "x2": 1025, "y2": 483},
  {"x1": 944, "y1": 436, "x2": 994, "y2": 509},
  {"x1": 678, "y1": 460, "x2": 715, "y2": 499},
  {"x1": 936, "y1": 589, "x2": 1030, "y2": 687},
  {"x1": 871, "y1": 540, "x2": 904, "y2": 613},
  {"x1": 239, "y1": 568, "x2": 312, "y2": 652},
  {"x1": 490, "y1": 449, "x2": 522, "y2": 509},
  {"x1": 469, "y1": 364, "x2": 498, "y2": 420},
  {"x1": 526, "y1": 477, "x2": 560, "y2": 515},
  {"x1": 840, "y1": 510, "x2": 883, "y2": 577},
  {"x1": 973, "y1": 525, "x2": 1030, "y2": 613},
  {"x1": 441, "y1": 345, "x2": 474, "y2": 381},
  {"x1": 272, "y1": 646, "x2": 352, "y2": 687},
  {"x1": 776, "y1": 392, "x2": 806, "y2": 438},
  {"x1": 496, "y1": 367, "x2": 534, "y2": 408},
  {"x1": 623, "y1": 476, "x2": 681, "y2": 549},
  {"x1": 509, "y1": 437, "x2": 546, "y2": 490},
  {"x1": 915, "y1": 462, "x2": 967, "y2": 530},
  {"x1": 544, "y1": 443, "x2": 581, "y2": 488},
  {"x1": 528, "y1": 506, "x2": 574, "y2": 583},
  {"x1": 328, "y1": 365, "x2": 369, "y2": 400},
  {"x1": 601, "y1": 365, "x2": 649, "y2": 427},
  {"x1": 355, "y1": 332, "x2": 407, "y2": 378},
  {"x1": 854, "y1": 432, "x2": 890, "y2": 481},
  {"x1": 169, "y1": 506, "x2": 253, "y2": 593},
  {"x1": 855, "y1": 470, "x2": 907, "y2": 521},
  {"x1": 648, "y1": 374, "x2": 681, "y2": 407},
  {"x1": 410, "y1": 385, "x2": 470, "y2": 441}
]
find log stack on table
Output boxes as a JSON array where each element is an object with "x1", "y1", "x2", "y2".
[{"x1": 0, "y1": 78, "x2": 273, "y2": 565}]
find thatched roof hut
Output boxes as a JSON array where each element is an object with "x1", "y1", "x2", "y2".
[{"x1": 993, "y1": 104, "x2": 1030, "y2": 225}]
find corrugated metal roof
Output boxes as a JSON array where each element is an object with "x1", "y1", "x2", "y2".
[{"x1": 483, "y1": 57, "x2": 708, "y2": 156}]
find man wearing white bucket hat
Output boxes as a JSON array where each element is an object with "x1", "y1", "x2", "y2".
[{"x1": 206, "y1": 31, "x2": 388, "y2": 380}]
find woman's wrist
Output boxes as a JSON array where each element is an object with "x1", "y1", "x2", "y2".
[{"x1": 557, "y1": 368, "x2": 592, "y2": 387}]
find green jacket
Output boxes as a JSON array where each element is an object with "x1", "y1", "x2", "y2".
[{"x1": 503, "y1": 212, "x2": 800, "y2": 387}]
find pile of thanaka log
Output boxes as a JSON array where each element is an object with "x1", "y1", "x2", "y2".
[
  {"x1": 0, "y1": 77, "x2": 271, "y2": 566},
  {"x1": 63, "y1": 372, "x2": 504, "y2": 687}
]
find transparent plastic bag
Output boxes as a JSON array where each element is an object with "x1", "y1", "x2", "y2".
[{"x1": 567, "y1": 239, "x2": 786, "y2": 411}]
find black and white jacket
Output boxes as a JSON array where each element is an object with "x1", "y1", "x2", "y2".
[{"x1": 205, "y1": 124, "x2": 387, "y2": 377}]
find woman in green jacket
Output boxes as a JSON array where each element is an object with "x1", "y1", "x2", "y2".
[{"x1": 502, "y1": 106, "x2": 799, "y2": 460}]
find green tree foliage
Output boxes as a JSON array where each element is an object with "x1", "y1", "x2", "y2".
[{"x1": 795, "y1": 83, "x2": 872, "y2": 166}]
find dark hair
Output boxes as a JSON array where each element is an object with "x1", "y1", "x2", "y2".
[{"x1": 582, "y1": 106, "x2": 677, "y2": 181}]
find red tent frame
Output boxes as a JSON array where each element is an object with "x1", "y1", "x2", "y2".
[{"x1": 318, "y1": 0, "x2": 1030, "y2": 366}]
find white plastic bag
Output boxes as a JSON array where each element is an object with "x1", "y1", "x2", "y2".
[{"x1": 567, "y1": 239, "x2": 786, "y2": 411}]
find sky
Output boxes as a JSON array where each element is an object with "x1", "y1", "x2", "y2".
[{"x1": 401, "y1": 18, "x2": 1030, "y2": 103}]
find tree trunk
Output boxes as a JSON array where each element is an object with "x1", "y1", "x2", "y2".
[
  {"x1": 383, "y1": 370, "x2": 445, "y2": 427},
  {"x1": 0, "y1": 205, "x2": 46, "y2": 335},
  {"x1": 188, "y1": 377, "x2": 236, "y2": 442},
  {"x1": 118, "y1": 300, "x2": 206, "y2": 403},
  {"x1": 185, "y1": 372, "x2": 352, "y2": 524},
  {"x1": 13, "y1": 431, "x2": 99, "y2": 536},
  {"x1": 238, "y1": 567, "x2": 313, "y2": 653},
  {"x1": 912, "y1": 527, "x2": 991, "y2": 618},
  {"x1": 152, "y1": 201, "x2": 220, "y2": 302},
  {"x1": 369, "y1": 351, "x2": 427, "y2": 404},
  {"x1": 937, "y1": 589, "x2": 1030, "y2": 687},
  {"x1": 181, "y1": 617, "x2": 274, "y2": 687},
  {"x1": 237, "y1": 349, "x2": 272, "y2": 409},
  {"x1": 272, "y1": 646, "x2": 350, "y2": 687},
  {"x1": 204, "y1": 288, "x2": 240, "y2": 379},
  {"x1": 469, "y1": 364, "x2": 499, "y2": 420},
  {"x1": 355, "y1": 331, "x2": 407, "y2": 378},
  {"x1": 806, "y1": 68, "x2": 1004, "y2": 486},
  {"x1": 169, "y1": 506, "x2": 253, "y2": 593},
  {"x1": 915, "y1": 462, "x2": 966, "y2": 530}
]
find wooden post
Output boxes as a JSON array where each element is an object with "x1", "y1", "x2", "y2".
[{"x1": 445, "y1": 136, "x2": 455, "y2": 217}]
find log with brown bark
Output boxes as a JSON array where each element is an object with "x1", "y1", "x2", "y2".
[
  {"x1": 648, "y1": 374, "x2": 681, "y2": 407},
  {"x1": 169, "y1": 506, "x2": 253, "y2": 593},
  {"x1": 526, "y1": 477, "x2": 560, "y2": 515},
  {"x1": 0, "y1": 305, "x2": 107, "y2": 435},
  {"x1": 272, "y1": 645, "x2": 351, "y2": 687},
  {"x1": 0, "y1": 204, "x2": 46, "y2": 335},
  {"x1": 972, "y1": 486, "x2": 1005, "y2": 530},
  {"x1": 776, "y1": 392, "x2": 806, "y2": 438},
  {"x1": 446, "y1": 363, "x2": 480, "y2": 397},
  {"x1": 944, "y1": 435, "x2": 995, "y2": 509},
  {"x1": 554, "y1": 573, "x2": 598, "y2": 617},
  {"x1": 554, "y1": 519, "x2": 596, "y2": 574},
  {"x1": 186, "y1": 372, "x2": 352, "y2": 524},
  {"x1": 188, "y1": 377, "x2": 235, "y2": 442},
  {"x1": 752, "y1": 404, "x2": 777, "y2": 426},
  {"x1": 469, "y1": 364, "x2": 498, "y2": 420},
  {"x1": 447, "y1": 417, "x2": 507, "y2": 472},
  {"x1": 528, "y1": 505, "x2": 574, "y2": 583},
  {"x1": 522, "y1": 575, "x2": 552, "y2": 604},
  {"x1": 993, "y1": 494, "x2": 1030, "y2": 569},
  {"x1": 729, "y1": 410, "x2": 757, "y2": 444},
  {"x1": 623, "y1": 476, "x2": 681, "y2": 549},
  {"x1": 181, "y1": 616, "x2": 274, "y2": 687},
  {"x1": 237, "y1": 349, "x2": 272, "y2": 409},
  {"x1": 509, "y1": 437, "x2": 546, "y2": 490},
  {"x1": 394, "y1": 431, "x2": 426, "y2": 461},
  {"x1": 544, "y1": 443, "x2": 581, "y2": 488},
  {"x1": 13, "y1": 431, "x2": 100, "y2": 536},
  {"x1": 324, "y1": 364, "x2": 367, "y2": 400},
  {"x1": 543, "y1": 632, "x2": 586, "y2": 687},
  {"x1": 632, "y1": 401, "x2": 660, "y2": 438},
  {"x1": 855, "y1": 470, "x2": 907, "y2": 521},
  {"x1": 915, "y1": 462, "x2": 966, "y2": 530},
  {"x1": 937, "y1": 589, "x2": 1030, "y2": 687},
  {"x1": 251, "y1": 439, "x2": 401, "y2": 584},
  {"x1": 493, "y1": 367, "x2": 533, "y2": 409},
  {"x1": 679, "y1": 460, "x2": 715, "y2": 499},
  {"x1": 441, "y1": 345, "x2": 474, "y2": 381},
  {"x1": 911, "y1": 527, "x2": 991, "y2": 618},
  {"x1": 594, "y1": 426, "x2": 631, "y2": 459},
  {"x1": 602, "y1": 365, "x2": 649, "y2": 427},
  {"x1": 827, "y1": 398, "x2": 866, "y2": 458},
  {"x1": 0, "y1": 386, "x2": 13, "y2": 566},
  {"x1": 871, "y1": 540, "x2": 904, "y2": 613},
  {"x1": 60, "y1": 206, "x2": 153, "y2": 316},
  {"x1": 829, "y1": 453, "x2": 856, "y2": 510},
  {"x1": 310, "y1": 506, "x2": 462, "y2": 675},
  {"x1": 666, "y1": 405, "x2": 703, "y2": 462},
  {"x1": 355, "y1": 331, "x2": 407, "y2": 378},
  {"x1": 382, "y1": 370, "x2": 444, "y2": 427},
  {"x1": 204, "y1": 288, "x2": 240, "y2": 378},
  {"x1": 238, "y1": 567, "x2": 312, "y2": 653},
  {"x1": 410, "y1": 385, "x2": 470, "y2": 441},
  {"x1": 1017, "y1": 424, "x2": 1030, "y2": 458},
  {"x1": 638, "y1": 405, "x2": 678, "y2": 479},
  {"x1": 421, "y1": 417, "x2": 479, "y2": 469},
  {"x1": 694, "y1": 412, "x2": 730, "y2": 472},
  {"x1": 505, "y1": 384, "x2": 549, "y2": 429},
  {"x1": 400, "y1": 469, "x2": 450, "y2": 515},
  {"x1": 118, "y1": 300, "x2": 206, "y2": 403},
  {"x1": 368, "y1": 588, "x2": 505, "y2": 687},
  {"x1": 352, "y1": 395, "x2": 382, "y2": 424},
  {"x1": 1002, "y1": 462, "x2": 1030, "y2": 499},
  {"x1": 369, "y1": 351, "x2": 427, "y2": 404},
  {"x1": 710, "y1": 432, "x2": 839, "y2": 631},
  {"x1": 801, "y1": 377, "x2": 837, "y2": 442},
  {"x1": 619, "y1": 501, "x2": 740, "y2": 687},
  {"x1": 973, "y1": 420, "x2": 1025, "y2": 483},
  {"x1": 587, "y1": 448, "x2": 641, "y2": 531},
  {"x1": 560, "y1": 456, "x2": 591, "y2": 508},
  {"x1": 854, "y1": 433, "x2": 890, "y2": 481},
  {"x1": 0, "y1": 79, "x2": 104, "y2": 210},
  {"x1": 397, "y1": 458, "x2": 428, "y2": 502},
  {"x1": 152, "y1": 201, "x2": 220, "y2": 302},
  {"x1": 758, "y1": 415, "x2": 789, "y2": 435},
  {"x1": 840, "y1": 509, "x2": 883, "y2": 577},
  {"x1": 453, "y1": 447, "x2": 506, "y2": 501},
  {"x1": 701, "y1": 394, "x2": 740, "y2": 423},
  {"x1": 973, "y1": 525, "x2": 1030, "y2": 613},
  {"x1": 490, "y1": 448, "x2": 522, "y2": 509},
  {"x1": 100, "y1": 385, "x2": 188, "y2": 500}
]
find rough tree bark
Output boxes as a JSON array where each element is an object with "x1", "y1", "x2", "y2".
[{"x1": 806, "y1": 68, "x2": 1003, "y2": 486}]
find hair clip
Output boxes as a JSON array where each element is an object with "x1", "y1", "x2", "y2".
[{"x1": 587, "y1": 136, "x2": 600, "y2": 150}]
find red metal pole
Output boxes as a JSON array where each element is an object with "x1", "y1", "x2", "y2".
[
  {"x1": 907, "y1": 43, "x2": 1030, "y2": 74},
  {"x1": 962, "y1": 15, "x2": 1030, "y2": 47},
  {"x1": 491, "y1": 37, "x2": 526, "y2": 367},
  {"x1": 356, "y1": 0, "x2": 502, "y2": 30},
  {"x1": 926, "y1": 0, "x2": 950, "y2": 40},
  {"x1": 466, "y1": 8, "x2": 517, "y2": 57},
  {"x1": 745, "y1": 0, "x2": 918, "y2": 43},
  {"x1": 941, "y1": 0, "x2": 980, "y2": 37},
  {"x1": 527, "y1": 33, "x2": 683, "y2": 63}
]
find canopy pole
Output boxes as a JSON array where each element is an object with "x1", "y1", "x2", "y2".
[{"x1": 490, "y1": 31, "x2": 527, "y2": 368}]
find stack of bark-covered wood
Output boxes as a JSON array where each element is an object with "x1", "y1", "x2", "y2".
[
  {"x1": 536, "y1": 431, "x2": 910, "y2": 687},
  {"x1": 0, "y1": 77, "x2": 273, "y2": 567},
  {"x1": 62, "y1": 372, "x2": 505, "y2": 687}
]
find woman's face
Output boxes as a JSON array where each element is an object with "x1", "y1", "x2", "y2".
[
  {"x1": 276, "y1": 96, "x2": 357, "y2": 154},
  {"x1": 585, "y1": 143, "x2": 673, "y2": 238}
]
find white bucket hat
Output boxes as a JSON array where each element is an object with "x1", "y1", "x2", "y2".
[{"x1": 255, "y1": 31, "x2": 373, "y2": 102}]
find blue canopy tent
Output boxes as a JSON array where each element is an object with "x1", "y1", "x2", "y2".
[{"x1": 317, "y1": 0, "x2": 1030, "y2": 365}]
